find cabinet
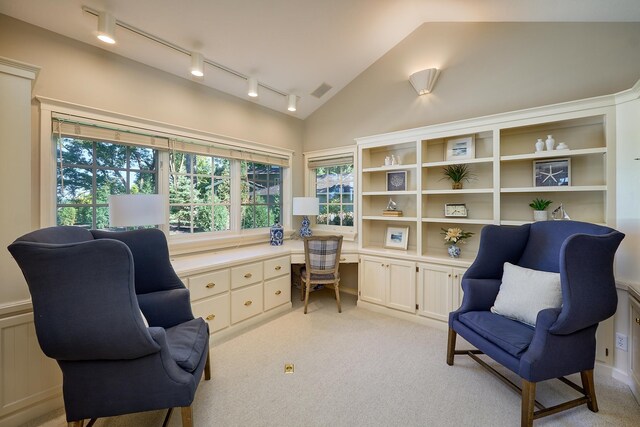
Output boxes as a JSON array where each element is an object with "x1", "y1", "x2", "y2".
[
  {"x1": 359, "y1": 255, "x2": 416, "y2": 313},
  {"x1": 181, "y1": 253, "x2": 292, "y2": 341},
  {"x1": 417, "y1": 264, "x2": 466, "y2": 322}
]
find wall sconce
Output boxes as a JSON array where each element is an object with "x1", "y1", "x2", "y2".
[{"x1": 409, "y1": 68, "x2": 440, "y2": 95}]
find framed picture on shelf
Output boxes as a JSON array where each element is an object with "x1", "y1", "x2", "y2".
[
  {"x1": 533, "y1": 158, "x2": 571, "y2": 187},
  {"x1": 445, "y1": 135, "x2": 475, "y2": 161},
  {"x1": 384, "y1": 226, "x2": 409, "y2": 250},
  {"x1": 386, "y1": 171, "x2": 407, "y2": 191}
]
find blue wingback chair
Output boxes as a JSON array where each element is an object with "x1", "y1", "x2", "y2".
[
  {"x1": 446, "y1": 221, "x2": 624, "y2": 426},
  {"x1": 8, "y1": 226, "x2": 211, "y2": 427}
]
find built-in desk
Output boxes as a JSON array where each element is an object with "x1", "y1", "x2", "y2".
[{"x1": 171, "y1": 239, "x2": 358, "y2": 345}]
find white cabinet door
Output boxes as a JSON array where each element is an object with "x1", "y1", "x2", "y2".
[
  {"x1": 360, "y1": 256, "x2": 387, "y2": 305},
  {"x1": 387, "y1": 260, "x2": 416, "y2": 313},
  {"x1": 417, "y1": 263, "x2": 453, "y2": 322},
  {"x1": 452, "y1": 268, "x2": 467, "y2": 311}
]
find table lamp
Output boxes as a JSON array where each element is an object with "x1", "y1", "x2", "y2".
[
  {"x1": 109, "y1": 194, "x2": 165, "y2": 227},
  {"x1": 292, "y1": 197, "x2": 319, "y2": 237}
]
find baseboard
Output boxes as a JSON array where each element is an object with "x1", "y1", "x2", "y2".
[{"x1": 0, "y1": 394, "x2": 63, "y2": 427}]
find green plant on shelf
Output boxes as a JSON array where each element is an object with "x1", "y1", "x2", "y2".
[
  {"x1": 441, "y1": 164, "x2": 476, "y2": 189},
  {"x1": 529, "y1": 198, "x2": 553, "y2": 211}
]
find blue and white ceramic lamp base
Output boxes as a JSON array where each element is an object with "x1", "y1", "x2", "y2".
[{"x1": 299, "y1": 216, "x2": 312, "y2": 238}]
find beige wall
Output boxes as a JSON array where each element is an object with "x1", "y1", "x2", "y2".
[{"x1": 303, "y1": 22, "x2": 640, "y2": 150}]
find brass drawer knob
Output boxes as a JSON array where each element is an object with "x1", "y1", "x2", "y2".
[
  {"x1": 340, "y1": 257, "x2": 346, "y2": 261},
  {"x1": 275, "y1": 290, "x2": 282, "y2": 295},
  {"x1": 275, "y1": 265, "x2": 282, "y2": 271},
  {"x1": 244, "y1": 273, "x2": 252, "y2": 279},
  {"x1": 636, "y1": 317, "x2": 640, "y2": 325},
  {"x1": 206, "y1": 314, "x2": 215, "y2": 321},
  {"x1": 244, "y1": 300, "x2": 252, "y2": 306},
  {"x1": 206, "y1": 282, "x2": 215, "y2": 288}
]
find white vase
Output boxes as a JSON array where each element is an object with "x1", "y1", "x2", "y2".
[
  {"x1": 533, "y1": 210, "x2": 548, "y2": 222},
  {"x1": 535, "y1": 138, "x2": 544, "y2": 152},
  {"x1": 545, "y1": 135, "x2": 555, "y2": 151},
  {"x1": 384, "y1": 156, "x2": 391, "y2": 166}
]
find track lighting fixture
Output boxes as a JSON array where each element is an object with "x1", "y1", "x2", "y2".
[
  {"x1": 190, "y1": 52, "x2": 204, "y2": 77},
  {"x1": 97, "y1": 11, "x2": 116, "y2": 44},
  {"x1": 287, "y1": 94, "x2": 297, "y2": 112},
  {"x1": 247, "y1": 77, "x2": 259, "y2": 97}
]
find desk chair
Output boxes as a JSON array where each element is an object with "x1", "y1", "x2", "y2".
[{"x1": 301, "y1": 235, "x2": 343, "y2": 314}]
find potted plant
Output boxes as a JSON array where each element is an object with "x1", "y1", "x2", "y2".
[
  {"x1": 441, "y1": 164, "x2": 475, "y2": 189},
  {"x1": 441, "y1": 227, "x2": 474, "y2": 258},
  {"x1": 529, "y1": 198, "x2": 553, "y2": 222}
]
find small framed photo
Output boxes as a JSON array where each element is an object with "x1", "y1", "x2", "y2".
[
  {"x1": 446, "y1": 136, "x2": 475, "y2": 161},
  {"x1": 533, "y1": 158, "x2": 571, "y2": 187},
  {"x1": 386, "y1": 171, "x2": 407, "y2": 191},
  {"x1": 384, "y1": 226, "x2": 409, "y2": 250}
]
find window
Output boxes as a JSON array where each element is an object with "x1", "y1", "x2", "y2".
[
  {"x1": 56, "y1": 138, "x2": 158, "y2": 229},
  {"x1": 314, "y1": 164, "x2": 354, "y2": 227},
  {"x1": 241, "y1": 161, "x2": 282, "y2": 229},
  {"x1": 169, "y1": 152, "x2": 231, "y2": 234}
]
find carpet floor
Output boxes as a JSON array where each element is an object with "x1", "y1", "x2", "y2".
[{"x1": 32, "y1": 288, "x2": 640, "y2": 427}]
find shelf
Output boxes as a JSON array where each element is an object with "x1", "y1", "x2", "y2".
[
  {"x1": 501, "y1": 185, "x2": 606, "y2": 193},
  {"x1": 363, "y1": 190, "x2": 416, "y2": 196},
  {"x1": 362, "y1": 215, "x2": 417, "y2": 222},
  {"x1": 422, "y1": 218, "x2": 495, "y2": 225},
  {"x1": 362, "y1": 164, "x2": 417, "y2": 173},
  {"x1": 500, "y1": 147, "x2": 606, "y2": 162},
  {"x1": 500, "y1": 220, "x2": 607, "y2": 226},
  {"x1": 422, "y1": 188, "x2": 493, "y2": 195},
  {"x1": 422, "y1": 157, "x2": 494, "y2": 168}
]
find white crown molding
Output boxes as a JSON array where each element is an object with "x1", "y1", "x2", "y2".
[{"x1": 0, "y1": 56, "x2": 40, "y2": 82}]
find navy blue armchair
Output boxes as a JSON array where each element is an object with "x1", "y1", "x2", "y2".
[
  {"x1": 8, "y1": 227, "x2": 210, "y2": 427},
  {"x1": 447, "y1": 221, "x2": 624, "y2": 426}
]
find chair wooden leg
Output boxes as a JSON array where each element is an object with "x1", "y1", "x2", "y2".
[
  {"x1": 334, "y1": 281, "x2": 342, "y2": 313},
  {"x1": 68, "y1": 421, "x2": 84, "y2": 427},
  {"x1": 521, "y1": 379, "x2": 536, "y2": 427},
  {"x1": 446, "y1": 328, "x2": 457, "y2": 366},
  {"x1": 204, "y1": 351, "x2": 211, "y2": 380},
  {"x1": 181, "y1": 406, "x2": 193, "y2": 427},
  {"x1": 581, "y1": 369, "x2": 599, "y2": 412},
  {"x1": 300, "y1": 278, "x2": 305, "y2": 301},
  {"x1": 304, "y1": 280, "x2": 311, "y2": 314}
]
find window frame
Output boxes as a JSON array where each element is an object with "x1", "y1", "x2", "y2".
[
  {"x1": 39, "y1": 98, "x2": 293, "y2": 253},
  {"x1": 304, "y1": 147, "x2": 357, "y2": 240}
]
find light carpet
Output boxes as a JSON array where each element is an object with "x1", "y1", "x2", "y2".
[{"x1": 31, "y1": 288, "x2": 640, "y2": 427}]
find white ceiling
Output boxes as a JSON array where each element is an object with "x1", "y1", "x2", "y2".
[{"x1": 2, "y1": 0, "x2": 640, "y2": 119}]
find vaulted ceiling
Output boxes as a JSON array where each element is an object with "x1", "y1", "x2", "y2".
[{"x1": 1, "y1": 0, "x2": 639, "y2": 118}]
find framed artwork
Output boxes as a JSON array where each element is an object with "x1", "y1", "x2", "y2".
[
  {"x1": 384, "y1": 226, "x2": 409, "y2": 250},
  {"x1": 446, "y1": 136, "x2": 475, "y2": 161},
  {"x1": 444, "y1": 203, "x2": 468, "y2": 218},
  {"x1": 386, "y1": 171, "x2": 407, "y2": 191},
  {"x1": 533, "y1": 158, "x2": 571, "y2": 187}
]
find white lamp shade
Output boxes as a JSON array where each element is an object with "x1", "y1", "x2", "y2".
[
  {"x1": 409, "y1": 68, "x2": 440, "y2": 95},
  {"x1": 109, "y1": 194, "x2": 165, "y2": 227},
  {"x1": 292, "y1": 197, "x2": 319, "y2": 216}
]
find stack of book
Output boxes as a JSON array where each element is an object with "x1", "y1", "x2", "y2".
[{"x1": 382, "y1": 210, "x2": 403, "y2": 217}]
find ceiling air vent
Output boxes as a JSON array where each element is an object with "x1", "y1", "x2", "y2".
[{"x1": 311, "y1": 82, "x2": 332, "y2": 98}]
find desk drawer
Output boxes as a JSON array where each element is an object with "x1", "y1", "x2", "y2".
[
  {"x1": 192, "y1": 293, "x2": 230, "y2": 334},
  {"x1": 189, "y1": 269, "x2": 230, "y2": 301},
  {"x1": 338, "y1": 253, "x2": 358, "y2": 263},
  {"x1": 231, "y1": 283, "x2": 263, "y2": 324},
  {"x1": 231, "y1": 262, "x2": 263, "y2": 289},
  {"x1": 264, "y1": 256, "x2": 290, "y2": 280},
  {"x1": 264, "y1": 275, "x2": 291, "y2": 311}
]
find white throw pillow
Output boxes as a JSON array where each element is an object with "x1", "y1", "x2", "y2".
[{"x1": 491, "y1": 262, "x2": 562, "y2": 326}]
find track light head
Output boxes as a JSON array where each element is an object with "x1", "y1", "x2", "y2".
[
  {"x1": 287, "y1": 94, "x2": 297, "y2": 112},
  {"x1": 248, "y1": 77, "x2": 258, "y2": 97},
  {"x1": 97, "y1": 11, "x2": 116, "y2": 44},
  {"x1": 190, "y1": 52, "x2": 204, "y2": 77}
]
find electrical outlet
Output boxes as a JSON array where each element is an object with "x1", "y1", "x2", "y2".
[{"x1": 615, "y1": 333, "x2": 628, "y2": 351}]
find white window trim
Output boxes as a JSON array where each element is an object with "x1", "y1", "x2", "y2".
[
  {"x1": 303, "y1": 146, "x2": 357, "y2": 241},
  {"x1": 38, "y1": 97, "x2": 293, "y2": 253}
]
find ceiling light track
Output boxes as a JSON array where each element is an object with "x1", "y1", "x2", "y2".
[{"x1": 82, "y1": 6, "x2": 294, "y2": 106}]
